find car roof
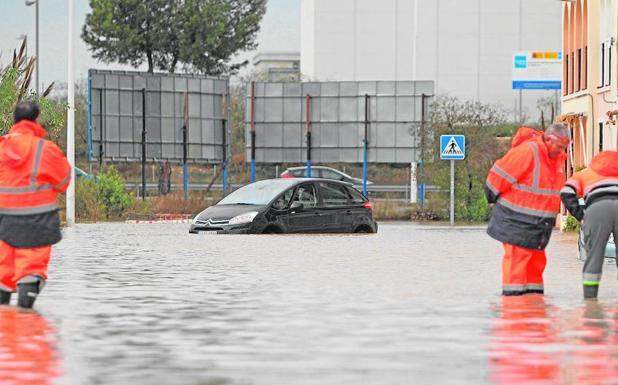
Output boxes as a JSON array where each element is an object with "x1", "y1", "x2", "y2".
[
  {"x1": 286, "y1": 166, "x2": 332, "y2": 171},
  {"x1": 266, "y1": 177, "x2": 350, "y2": 185}
]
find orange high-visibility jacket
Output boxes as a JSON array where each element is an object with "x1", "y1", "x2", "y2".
[
  {"x1": 561, "y1": 151, "x2": 618, "y2": 221},
  {"x1": 485, "y1": 127, "x2": 566, "y2": 249},
  {"x1": 0, "y1": 120, "x2": 70, "y2": 215}
]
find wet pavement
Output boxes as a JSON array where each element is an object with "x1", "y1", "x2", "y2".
[{"x1": 2, "y1": 222, "x2": 618, "y2": 385}]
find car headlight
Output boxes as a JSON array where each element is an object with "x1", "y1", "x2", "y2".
[{"x1": 228, "y1": 211, "x2": 259, "y2": 226}]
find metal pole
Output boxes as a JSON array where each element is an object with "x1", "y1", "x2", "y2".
[
  {"x1": 306, "y1": 94, "x2": 312, "y2": 177},
  {"x1": 412, "y1": 0, "x2": 418, "y2": 81},
  {"x1": 35, "y1": 0, "x2": 39, "y2": 95},
  {"x1": 250, "y1": 82, "x2": 256, "y2": 183},
  {"x1": 222, "y1": 119, "x2": 228, "y2": 195},
  {"x1": 66, "y1": 0, "x2": 75, "y2": 226},
  {"x1": 519, "y1": 89, "x2": 523, "y2": 123},
  {"x1": 87, "y1": 72, "x2": 92, "y2": 161},
  {"x1": 420, "y1": 94, "x2": 426, "y2": 208},
  {"x1": 410, "y1": 162, "x2": 417, "y2": 203},
  {"x1": 363, "y1": 94, "x2": 369, "y2": 196},
  {"x1": 141, "y1": 88, "x2": 147, "y2": 201},
  {"x1": 182, "y1": 92, "x2": 188, "y2": 201},
  {"x1": 450, "y1": 159, "x2": 455, "y2": 226},
  {"x1": 99, "y1": 89, "x2": 103, "y2": 167}
]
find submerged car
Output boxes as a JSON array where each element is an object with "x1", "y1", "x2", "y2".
[
  {"x1": 189, "y1": 178, "x2": 377, "y2": 234},
  {"x1": 281, "y1": 166, "x2": 373, "y2": 187},
  {"x1": 578, "y1": 229, "x2": 616, "y2": 261},
  {"x1": 576, "y1": 198, "x2": 616, "y2": 260}
]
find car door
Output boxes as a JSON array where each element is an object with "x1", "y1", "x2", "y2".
[
  {"x1": 265, "y1": 186, "x2": 296, "y2": 230},
  {"x1": 344, "y1": 185, "x2": 372, "y2": 229},
  {"x1": 317, "y1": 182, "x2": 353, "y2": 232},
  {"x1": 287, "y1": 183, "x2": 322, "y2": 232}
]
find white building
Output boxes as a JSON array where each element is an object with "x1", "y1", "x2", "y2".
[
  {"x1": 301, "y1": 0, "x2": 562, "y2": 121},
  {"x1": 252, "y1": 51, "x2": 301, "y2": 82}
]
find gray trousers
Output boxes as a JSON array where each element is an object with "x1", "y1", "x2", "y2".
[{"x1": 582, "y1": 199, "x2": 618, "y2": 284}]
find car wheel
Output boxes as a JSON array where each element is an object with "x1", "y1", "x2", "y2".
[
  {"x1": 578, "y1": 230, "x2": 586, "y2": 261},
  {"x1": 262, "y1": 225, "x2": 283, "y2": 234},
  {"x1": 353, "y1": 225, "x2": 374, "y2": 234}
]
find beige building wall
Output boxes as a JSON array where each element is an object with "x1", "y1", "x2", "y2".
[{"x1": 562, "y1": 0, "x2": 618, "y2": 173}]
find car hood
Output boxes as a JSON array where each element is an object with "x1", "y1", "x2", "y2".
[{"x1": 196, "y1": 204, "x2": 267, "y2": 221}]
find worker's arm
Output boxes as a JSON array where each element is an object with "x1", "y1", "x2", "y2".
[
  {"x1": 39, "y1": 141, "x2": 71, "y2": 193},
  {"x1": 485, "y1": 144, "x2": 534, "y2": 204},
  {"x1": 560, "y1": 175, "x2": 584, "y2": 221}
]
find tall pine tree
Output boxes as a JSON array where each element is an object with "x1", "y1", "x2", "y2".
[{"x1": 82, "y1": 0, "x2": 266, "y2": 75}]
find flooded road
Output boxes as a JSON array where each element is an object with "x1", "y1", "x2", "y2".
[{"x1": 3, "y1": 222, "x2": 618, "y2": 385}]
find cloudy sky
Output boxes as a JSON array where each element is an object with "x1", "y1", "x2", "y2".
[{"x1": 0, "y1": 0, "x2": 300, "y2": 88}]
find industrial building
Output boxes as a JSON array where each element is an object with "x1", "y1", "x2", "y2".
[{"x1": 300, "y1": 0, "x2": 562, "y2": 121}]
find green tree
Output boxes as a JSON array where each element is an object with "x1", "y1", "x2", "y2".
[
  {"x1": 424, "y1": 96, "x2": 508, "y2": 222},
  {"x1": 82, "y1": 0, "x2": 179, "y2": 73},
  {"x1": 1, "y1": 39, "x2": 66, "y2": 142},
  {"x1": 82, "y1": 0, "x2": 266, "y2": 75}
]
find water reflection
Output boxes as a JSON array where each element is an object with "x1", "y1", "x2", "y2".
[
  {"x1": 489, "y1": 297, "x2": 618, "y2": 385},
  {"x1": 490, "y1": 295, "x2": 561, "y2": 384},
  {"x1": 0, "y1": 307, "x2": 61, "y2": 385}
]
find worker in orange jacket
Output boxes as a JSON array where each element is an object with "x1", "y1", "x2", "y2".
[
  {"x1": 561, "y1": 151, "x2": 618, "y2": 298},
  {"x1": 0, "y1": 102, "x2": 71, "y2": 308},
  {"x1": 485, "y1": 124, "x2": 570, "y2": 296}
]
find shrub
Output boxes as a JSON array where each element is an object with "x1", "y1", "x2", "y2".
[
  {"x1": 75, "y1": 179, "x2": 105, "y2": 222},
  {"x1": 96, "y1": 167, "x2": 133, "y2": 219},
  {"x1": 563, "y1": 215, "x2": 581, "y2": 232}
]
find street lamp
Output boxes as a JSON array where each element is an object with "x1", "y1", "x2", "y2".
[{"x1": 25, "y1": 0, "x2": 39, "y2": 95}]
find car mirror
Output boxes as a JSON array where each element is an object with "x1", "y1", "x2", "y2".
[{"x1": 290, "y1": 201, "x2": 304, "y2": 211}]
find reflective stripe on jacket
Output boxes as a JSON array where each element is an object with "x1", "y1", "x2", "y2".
[
  {"x1": 0, "y1": 120, "x2": 71, "y2": 215},
  {"x1": 561, "y1": 151, "x2": 618, "y2": 221},
  {"x1": 485, "y1": 127, "x2": 566, "y2": 249}
]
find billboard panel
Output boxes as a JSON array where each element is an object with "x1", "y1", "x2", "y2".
[
  {"x1": 88, "y1": 70, "x2": 229, "y2": 164},
  {"x1": 512, "y1": 51, "x2": 562, "y2": 90},
  {"x1": 246, "y1": 81, "x2": 434, "y2": 164}
]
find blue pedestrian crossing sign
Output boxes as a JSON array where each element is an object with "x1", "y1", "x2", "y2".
[{"x1": 440, "y1": 135, "x2": 465, "y2": 160}]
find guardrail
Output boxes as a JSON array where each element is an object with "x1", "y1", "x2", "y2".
[{"x1": 125, "y1": 182, "x2": 441, "y2": 194}]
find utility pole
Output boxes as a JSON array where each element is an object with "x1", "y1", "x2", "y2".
[
  {"x1": 25, "y1": 0, "x2": 39, "y2": 94},
  {"x1": 66, "y1": 0, "x2": 75, "y2": 226}
]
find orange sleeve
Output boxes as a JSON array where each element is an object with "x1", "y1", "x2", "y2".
[
  {"x1": 486, "y1": 144, "x2": 534, "y2": 197},
  {"x1": 563, "y1": 172, "x2": 584, "y2": 197},
  {"x1": 38, "y1": 141, "x2": 71, "y2": 193}
]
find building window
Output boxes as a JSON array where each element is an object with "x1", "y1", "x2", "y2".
[
  {"x1": 572, "y1": 53, "x2": 575, "y2": 92},
  {"x1": 577, "y1": 48, "x2": 582, "y2": 91},
  {"x1": 565, "y1": 54, "x2": 569, "y2": 95},
  {"x1": 608, "y1": 43, "x2": 613, "y2": 86},
  {"x1": 584, "y1": 46, "x2": 588, "y2": 89},
  {"x1": 601, "y1": 43, "x2": 606, "y2": 87}
]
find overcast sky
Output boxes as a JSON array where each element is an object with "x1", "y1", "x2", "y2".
[{"x1": 0, "y1": 0, "x2": 300, "y2": 88}]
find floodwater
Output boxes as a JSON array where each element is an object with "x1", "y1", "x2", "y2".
[{"x1": 2, "y1": 222, "x2": 618, "y2": 385}]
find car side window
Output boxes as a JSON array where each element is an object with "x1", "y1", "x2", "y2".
[
  {"x1": 292, "y1": 184, "x2": 318, "y2": 208},
  {"x1": 291, "y1": 169, "x2": 304, "y2": 177},
  {"x1": 321, "y1": 169, "x2": 341, "y2": 180},
  {"x1": 346, "y1": 186, "x2": 366, "y2": 204},
  {"x1": 272, "y1": 188, "x2": 295, "y2": 210},
  {"x1": 319, "y1": 183, "x2": 350, "y2": 207}
]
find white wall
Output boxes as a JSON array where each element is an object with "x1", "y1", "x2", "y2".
[{"x1": 301, "y1": 0, "x2": 562, "y2": 121}]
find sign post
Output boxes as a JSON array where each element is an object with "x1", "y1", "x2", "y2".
[{"x1": 440, "y1": 135, "x2": 466, "y2": 226}]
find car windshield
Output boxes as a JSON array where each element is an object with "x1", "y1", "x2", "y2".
[{"x1": 217, "y1": 179, "x2": 297, "y2": 206}]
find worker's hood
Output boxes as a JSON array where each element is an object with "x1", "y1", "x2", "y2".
[
  {"x1": 0, "y1": 120, "x2": 46, "y2": 167},
  {"x1": 589, "y1": 151, "x2": 618, "y2": 177},
  {"x1": 511, "y1": 127, "x2": 543, "y2": 148}
]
